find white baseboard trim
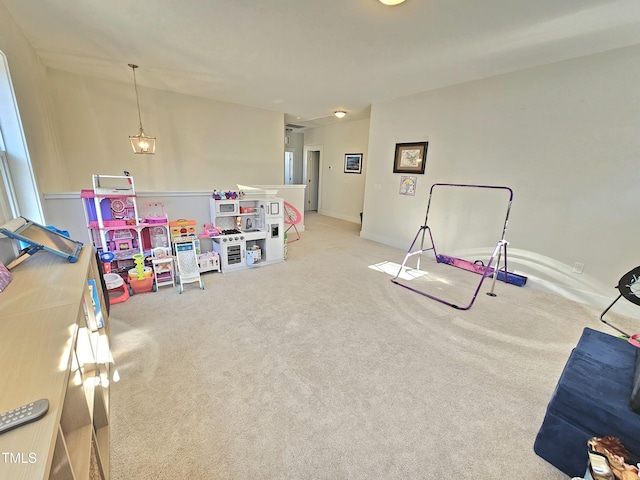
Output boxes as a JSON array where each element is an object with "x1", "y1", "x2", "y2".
[
  {"x1": 524, "y1": 277, "x2": 640, "y2": 319},
  {"x1": 317, "y1": 209, "x2": 361, "y2": 225},
  {"x1": 359, "y1": 230, "x2": 408, "y2": 251}
]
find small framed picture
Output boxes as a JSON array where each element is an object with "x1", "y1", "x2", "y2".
[
  {"x1": 399, "y1": 176, "x2": 417, "y2": 196},
  {"x1": 344, "y1": 153, "x2": 363, "y2": 174},
  {"x1": 393, "y1": 142, "x2": 428, "y2": 174}
]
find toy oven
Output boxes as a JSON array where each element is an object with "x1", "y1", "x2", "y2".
[{"x1": 212, "y1": 235, "x2": 246, "y2": 272}]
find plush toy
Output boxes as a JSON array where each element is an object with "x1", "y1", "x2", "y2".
[{"x1": 588, "y1": 436, "x2": 640, "y2": 480}]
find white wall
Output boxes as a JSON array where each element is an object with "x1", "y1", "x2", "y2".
[
  {"x1": 361, "y1": 44, "x2": 640, "y2": 309},
  {"x1": 45, "y1": 69, "x2": 285, "y2": 193},
  {"x1": 0, "y1": 2, "x2": 64, "y2": 221},
  {"x1": 304, "y1": 119, "x2": 369, "y2": 223}
]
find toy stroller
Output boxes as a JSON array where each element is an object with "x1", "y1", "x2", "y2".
[{"x1": 174, "y1": 240, "x2": 204, "y2": 293}]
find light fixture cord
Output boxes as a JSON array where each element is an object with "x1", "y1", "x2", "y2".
[{"x1": 131, "y1": 66, "x2": 143, "y2": 130}]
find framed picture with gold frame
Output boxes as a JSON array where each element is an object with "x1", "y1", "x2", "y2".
[{"x1": 393, "y1": 142, "x2": 428, "y2": 174}]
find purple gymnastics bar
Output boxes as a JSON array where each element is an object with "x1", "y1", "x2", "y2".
[{"x1": 391, "y1": 183, "x2": 513, "y2": 310}]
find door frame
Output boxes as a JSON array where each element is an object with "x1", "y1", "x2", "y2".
[{"x1": 303, "y1": 144, "x2": 323, "y2": 213}]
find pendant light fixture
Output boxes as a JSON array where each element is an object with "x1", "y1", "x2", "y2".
[{"x1": 128, "y1": 63, "x2": 156, "y2": 154}]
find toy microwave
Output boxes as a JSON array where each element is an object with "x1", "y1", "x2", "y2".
[{"x1": 214, "y1": 200, "x2": 239, "y2": 215}]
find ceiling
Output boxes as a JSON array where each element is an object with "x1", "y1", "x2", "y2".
[{"x1": 3, "y1": 0, "x2": 640, "y2": 129}]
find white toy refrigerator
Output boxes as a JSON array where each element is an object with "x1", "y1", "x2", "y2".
[{"x1": 261, "y1": 198, "x2": 284, "y2": 264}]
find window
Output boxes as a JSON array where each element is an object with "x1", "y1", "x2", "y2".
[
  {"x1": 0, "y1": 138, "x2": 19, "y2": 224},
  {"x1": 0, "y1": 49, "x2": 43, "y2": 224}
]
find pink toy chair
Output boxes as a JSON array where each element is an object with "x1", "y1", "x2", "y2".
[{"x1": 284, "y1": 202, "x2": 301, "y2": 243}]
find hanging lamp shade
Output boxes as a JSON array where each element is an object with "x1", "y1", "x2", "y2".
[
  {"x1": 128, "y1": 63, "x2": 156, "y2": 154},
  {"x1": 129, "y1": 128, "x2": 156, "y2": 154}
]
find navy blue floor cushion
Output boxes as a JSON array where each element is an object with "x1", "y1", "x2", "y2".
[
  {"x1": 534, "y1": 327, "x2": 640, "y2": 477},
  {"x1": 633, "y1": 348, "x2": 640, "y2": 412}
]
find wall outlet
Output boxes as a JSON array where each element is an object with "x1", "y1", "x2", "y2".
[{"x1": 572, "y1": 262, "x2": 585, "y2": 274}]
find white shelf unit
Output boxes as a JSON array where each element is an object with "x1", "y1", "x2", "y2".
[{"x1": 0, "y1": 246, "x2": 112, "y2": 479}]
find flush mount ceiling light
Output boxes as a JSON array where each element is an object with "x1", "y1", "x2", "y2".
[
  {"x1": 128, "y1": 63, "x2": 155, "y2": 154},
  {"x1": 334, "y1": 111, "x2": 347, "y2": 119},
  {"x1": 379, "y1": 0, "x2": 406, "y2": 4}
]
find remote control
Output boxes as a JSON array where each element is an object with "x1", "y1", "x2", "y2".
[{"x1": 0, "y1": 399, "x2": 49, "y2": 435}]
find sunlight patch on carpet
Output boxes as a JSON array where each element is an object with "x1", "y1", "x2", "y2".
[{"x1": 369, "y1": 261, "x2": 430, "y2": 281}]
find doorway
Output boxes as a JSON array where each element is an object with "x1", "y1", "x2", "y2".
[
  {"x1": 284, "y1": 150, "x2": 294, "y2": 185},
  {"x1": 303, "y1": 145, "x2": 322, "y2": 212}
]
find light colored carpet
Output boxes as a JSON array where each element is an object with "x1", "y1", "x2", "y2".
[{"x1": 108, "y1": 213, "x2": 629, "y2": 479}]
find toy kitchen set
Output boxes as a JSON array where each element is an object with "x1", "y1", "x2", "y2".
[{"x1": 209, "y1": 188, "x2": 284, "y2": 272}]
